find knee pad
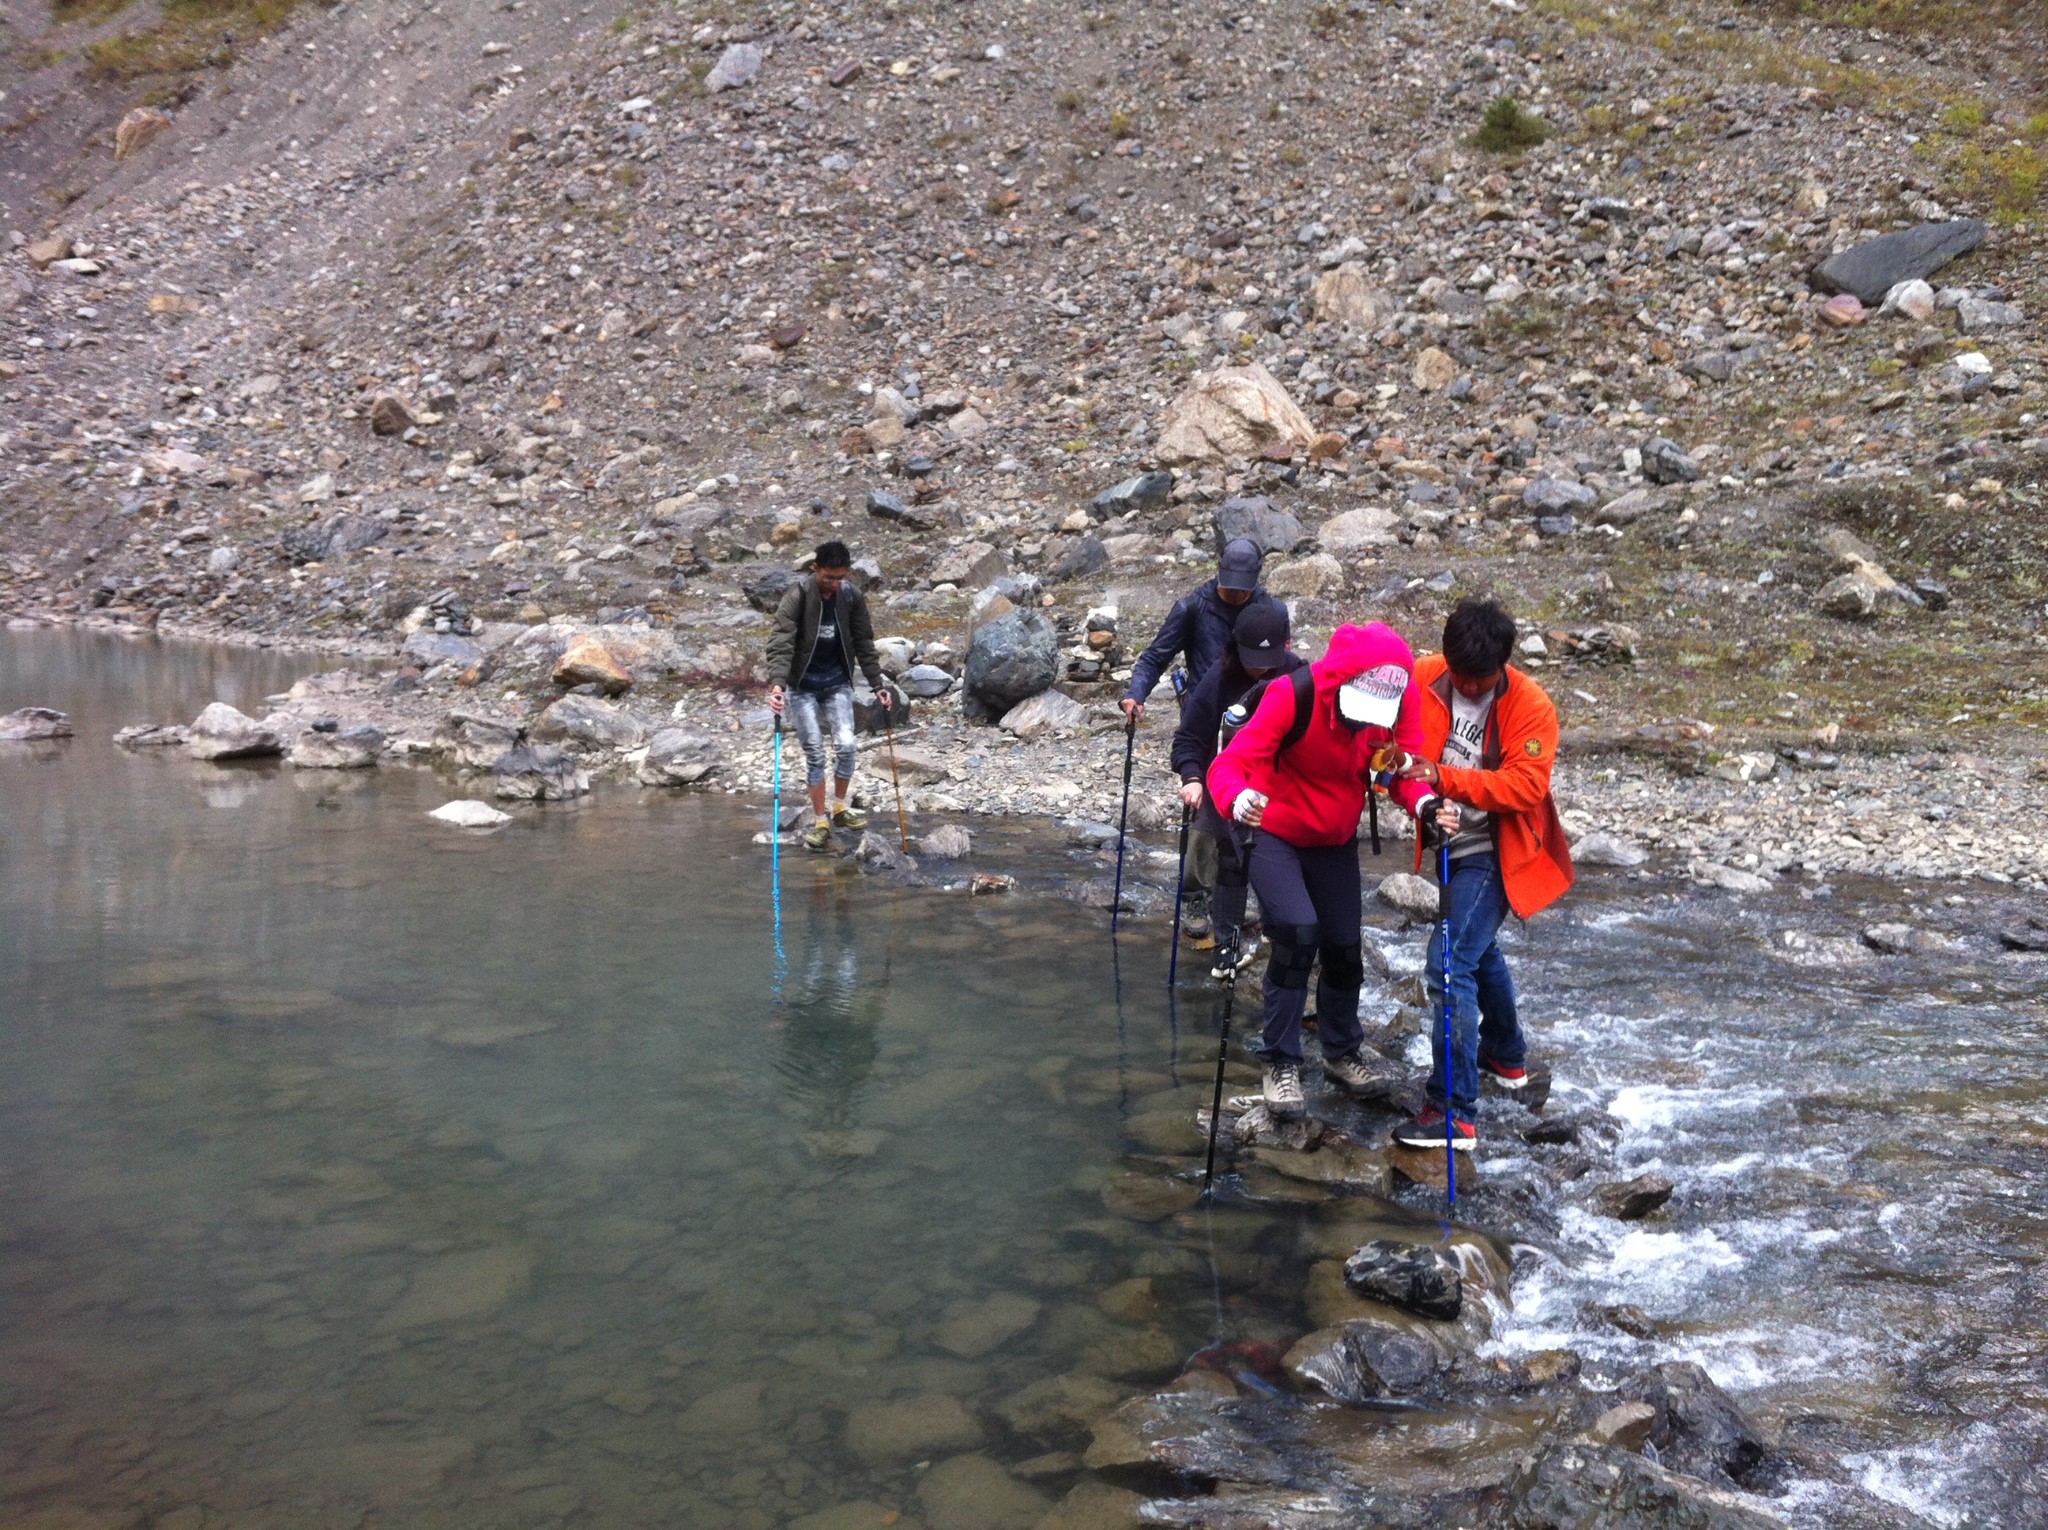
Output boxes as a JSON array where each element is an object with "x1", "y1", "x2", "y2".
[
  {"x1": 1319, "y1": 942, "x2": 1365, "y2": 992},
  {"x1": 1266, "y1": 924, "x2": 1321, "y2": 990}
]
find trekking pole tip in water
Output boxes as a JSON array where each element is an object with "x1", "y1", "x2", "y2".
[
  {"x1": 1200, "y1": 965, "x2": 1239, "y2": 1195},
  {"x1": 1109, "y1": 711, "x2": 1137, "y2": 932}
]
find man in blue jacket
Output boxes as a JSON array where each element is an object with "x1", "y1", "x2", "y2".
[
  {"x1": 1172, "y1": 601, "x2": 1303, "y2": 977},
  {"x1": 1123, "y1": 536, "x2": 1277, "y2": 940}
]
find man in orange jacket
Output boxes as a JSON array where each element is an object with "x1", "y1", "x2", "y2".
[{"x1": 1389, "y1": 598, "x2": 1574, "y2": 1152}]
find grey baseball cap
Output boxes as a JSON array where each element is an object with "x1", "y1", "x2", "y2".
[{"x1": 1217, "y1": 537, "x2": 1263, "y2": 592}]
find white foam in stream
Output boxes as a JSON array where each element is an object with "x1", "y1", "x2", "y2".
[{"x1": 1842, "y1": 1428, "x2": 1999, "y2": 1530}]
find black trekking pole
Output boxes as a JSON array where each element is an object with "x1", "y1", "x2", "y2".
[
  {"x1": 1200, "y1": 967, "x2": 1240, "y2": 1195},
  {"x1": 1167, "y1": 799, "x2": 1194, "y2": 988},
  {"x1": 1109, "y1": 713, "x2": 1137, "y2": 932}
]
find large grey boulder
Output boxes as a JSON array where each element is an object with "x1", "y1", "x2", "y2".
[
  {"x1": 1044, "y1": 534, "x2": 1108, "y2": 583},
  {"x1": 1213, "y1": 495, "x2": 1307, "y2": 556},
  {"x1": 186, "y1": 702, "x2": 284, "y2": 761},
  {"x1": 1524, "y1": 478, "x2": 1597, "y2": 514},
  {"x1": 400, "y1": 631, "x2": 484, "y2": 671},
  {"x1": 1315, "y1": 506, "x2": 1399, "y2": 556},
  {"x1": 1812, "y1": 219, "x2": 1988, "y2": 304},
  {"x1": 289, "y1": 723, "x2": 383, "y2": 769},
  {"x1": 1342, "y1": 1239, "x2": 1463, "y2": 1321},
  {"x1": 492, "y1": 742, "x2": 589, "y2": 801},
  {"x1": 282, "y1": 512, "x2": 387, "y2": 564},
  {"x1": 638, "y1": 725, "x2": 725, "y2": 786},
  {"x1": 1091, "y1": 471, "x2": 1173, "y2": 517},
  {"x1": 1000, "y1": 688, "x2": 1088, "y2": 738},
  {"x1": 532, "y1": 693, "x2": 646, "y2": 751},
  {"x1": 965, "y1": 610, "x2": 1059, "y2": 719}
]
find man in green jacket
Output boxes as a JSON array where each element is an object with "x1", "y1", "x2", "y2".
[{"x1": 766, "y1": 541, "x2": 900, "y2": 850}]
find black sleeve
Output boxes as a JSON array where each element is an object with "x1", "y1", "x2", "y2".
[
  {"x1": 1125, "y1": 595, "x2": 1190, "y2": 705},
  {"x1": 1171, "y1": 664, "x2": 1227, "y2": 781}
]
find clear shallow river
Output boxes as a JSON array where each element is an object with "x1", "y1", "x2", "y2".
[{"x1": 2, "y1": 629, "x2": 2044, "y2": 1530}]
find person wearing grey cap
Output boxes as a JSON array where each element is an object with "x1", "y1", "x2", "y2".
[{"x1": 1122, "y1": 537, "x2": 1280, "y2": 942}]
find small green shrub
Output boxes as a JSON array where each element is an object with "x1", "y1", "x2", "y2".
[{"x1": 1472, "y1": 95, "x2": 1550, "y2": 152}]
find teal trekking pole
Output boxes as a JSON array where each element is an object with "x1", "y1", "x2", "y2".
[{"x1": 770, "y1": 715, "x2": 786, "y2": 993}]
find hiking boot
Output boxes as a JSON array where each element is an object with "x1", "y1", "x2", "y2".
[
  {"x1": 831, "y1": 805, "x2": 867, "y2": 830},
  {"x1": 1262, "y1": 1060, "x2": 1305, "y2": 1120},
  {"x1": 1324, "y1": 1048, "x2": 1398, "y2": 1097},
  {"x1": 1392, "y1": 1108, "x2": 1477, "y2": 1152},
  {"x1": 1478, "y1": 1053, "x2": 1529, "y2": 1090},
  {"x1": 1209, "y1": 932, "x2": 1260, "y2": 982},
  {"x1": 802, "y1": 819, "x2": 833, "y2": 851},
  {"x1": 1181, "y1": 893, "x2": 1213, "y2": 942}
]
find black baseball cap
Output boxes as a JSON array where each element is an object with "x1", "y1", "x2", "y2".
[
  {"x1": 1217, "y1": 537, "x2": 1263, "y2": 593},
  {"x1": 1234, "y1": 602, "x2": 1290, "y2": 667}
]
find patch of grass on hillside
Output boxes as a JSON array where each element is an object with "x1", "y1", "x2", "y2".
[
  {"x1": 52, "y1": 0, "x2": 134, "y2": 21},
  {"x1": 1472, "y1": 96, "x2": 1549, "y2": 152},
  {"x1": 82, "y1": 0, "x2": 331, "y2": 82}
]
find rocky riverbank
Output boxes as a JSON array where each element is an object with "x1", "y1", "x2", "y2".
[{"x1": 9, "y1": 601, "x2": 2041, "y2": 895}]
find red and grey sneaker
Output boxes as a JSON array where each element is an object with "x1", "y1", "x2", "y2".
[
  {"x1": 1393, "y1": 1108, "x2": 1477, "y2": 1152},
  {"x1": 1478, "y1": 1054, "x2": 1529, "y2": 1090}
]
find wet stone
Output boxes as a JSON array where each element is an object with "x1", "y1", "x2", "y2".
[
  {"x1": 1284, "y1": 1317, "x2": 1447, "y2": 1403},
  {"x1": 1593, "y1": 1172, "x2": 1675, "y2": 1221},
  {"x1": 1343, "y1": 1239, "x2": 1464, "y2": 1320},
  {"x1": 375, "y1": 1245, "x2": 532, "y2": 1331},
  {"x1": 1001, "y1": 1372, "x2": 1126, "y2": 1440}
]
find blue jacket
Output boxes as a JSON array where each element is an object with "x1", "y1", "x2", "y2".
[
  {"x1": 1124, "y1": 580, "x2": 1278, "y2": 707},
  {"x1": 1171, "y1": 647, "x2": 1307, "y2": 782}
]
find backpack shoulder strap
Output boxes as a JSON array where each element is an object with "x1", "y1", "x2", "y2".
[{"x1": 1278, "y1": 667, "x2": 1315, "y2": 753}]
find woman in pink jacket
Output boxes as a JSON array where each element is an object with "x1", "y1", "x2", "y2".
[{"x1": 1207, "y1": 622, "x2": 1452, "y2": 1119}]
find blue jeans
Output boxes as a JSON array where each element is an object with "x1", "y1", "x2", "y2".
[
  {"x1": 1422, "y1": 851, "x2": 1521, "y2": 1122},
  {"x1": 786, "y1": 685, "x2": 856, "y2": 788}
]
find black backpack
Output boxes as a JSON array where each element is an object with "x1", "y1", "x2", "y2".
[
  {"x1": 1218, "y1": 666, "x2": 1396, "y2": 854},
  {"x1": 1217, "y1": 667, "x2": 1315, "y2": 754}
]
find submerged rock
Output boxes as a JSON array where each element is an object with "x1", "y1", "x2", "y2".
[
  {"x1": 1343, "y1": 1239, "x2": 1464, "y2": 1320},
  {"x1": 0, "y1": 706, "x2": 73, "y2": 741},
  {"x1": 937, "y1": 1293, "x2": 1040, "y2": 1358},
  {"x1": 843, "y1": 1394, "x2": 983, "y2": 1462},
  {"x1": 916, "y1": 1453, "x2": 1050, "y2": 1530}
]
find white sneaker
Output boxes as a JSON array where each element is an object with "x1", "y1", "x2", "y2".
[{"x1": 1262, "y1": 1060, "x2": 1305, "y2": 1119}]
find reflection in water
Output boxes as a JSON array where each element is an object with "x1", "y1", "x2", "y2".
[{"x1": 775, "y1": 877, "x2": 881, "y2": 1137}]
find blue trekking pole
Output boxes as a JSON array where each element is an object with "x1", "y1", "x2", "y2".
[
  {"x1": 1110, "y1": 713, "x2": 1137, "y2": 931},
  {"x1": 1437, "y1": 829, "x2": 1456, "y2": 1212}
]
